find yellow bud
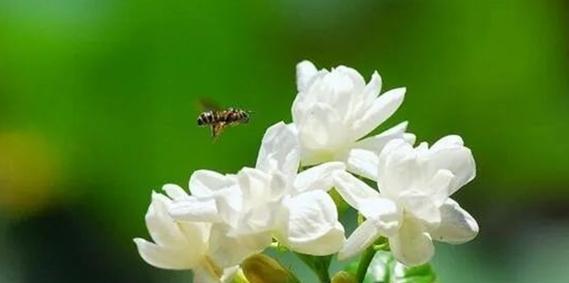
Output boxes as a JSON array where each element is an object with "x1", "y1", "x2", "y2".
[
  {"x1": 241, "y1": 254, "x2": 298, "y2": 283},
  {"x1": 331, "y1": 271, "x2": 357, "y2": 283}
]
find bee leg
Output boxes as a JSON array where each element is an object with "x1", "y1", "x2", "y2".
[{"x1": 211, "y1": 123, "x2": 226, "y2": 139}]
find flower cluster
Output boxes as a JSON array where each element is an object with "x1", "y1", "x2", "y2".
[{"x1": 134, "y1": 61, "x2": 479, "y2": 282}]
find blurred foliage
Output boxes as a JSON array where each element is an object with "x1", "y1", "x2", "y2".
[{"x1": 0, "y1": 0, "x2": 568, "y2": 282}]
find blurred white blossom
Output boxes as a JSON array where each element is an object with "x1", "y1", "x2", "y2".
[
  {"x1": 334, "y1": 136, "x2": 478, "y2": 266},
  {"x1": 292, "y1": 60, "x2": 415, "y2": 179},
  {"x1": 169, "y1": 122, "x2": 346, "y2": 256}
]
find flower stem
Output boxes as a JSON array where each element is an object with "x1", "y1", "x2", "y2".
[{"x1": 356, "y1": 247, "x2": 376, "y2": 283}]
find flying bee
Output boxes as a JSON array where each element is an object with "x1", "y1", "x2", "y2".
[{"x1": 197, "y1": 101, "x2": 252, "y2": 138}]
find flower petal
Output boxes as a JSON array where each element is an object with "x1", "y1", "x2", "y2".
[
  {"x1": 162, "y1": 184, "x2": 189, "y2": 201},
  {"x1": 354, "y1": 121, "x2": 414, "y2": 153},
  {"x1": 430, "y1": 199, "x2": 479, "y2": 244},
  {"x1": 389, "y1": 217, "x2": 434, "y2": 266},
  {"x1": 237, "y1": 167, "x2": 273, "y2": 205},
  {"x1": 146, "y1": 192, "x2": 188, "y2": 247},
  {"x1": 294, "y1": 161, "x2": 345, "y2": 193},
  {"x1": 428, "y1": 135, "x2": 476, "y2": 195},
  {"x1": 427, "y1": 169, "x2": 454, "y2": 207},
  {"x1": 280, "y1": 191, "x2": 345, "y2": 255},
  {"x1": 358, "y1": 198, "x2": 402, "y2": 237},
  {"x1": 234, "y1": 201, "x2": 282, "y2": 234},
  {"x1": 377, "y1": 140, "x2": 418, "y2": 197},
  {"x1": 296, "y1": 103, "x2": 344, "y2": 151},
  {"x1": 189, "y1": 170, "x2": 236, "y2": 197},
  {"x1": 168, "y1": 197, "x2": 220, "y2": 223},
  {"x1": 333, "y1": 171, "x2": 380, "y2": 210},
  {"x1": 398, "y1": 190, "x2": 441, "y2": 228},
  {"x1": 338, "y1": 219, "x2": 381, "y2": 260},
  {"x1": 363, "y1": 71, "x2": 382, "y2": 106},
  {"x1": 352, "y1": 87, "x2": 406, "y2": 140},
  {"x1": 345, "y1": 148, "x2": 379, "y2": 181},
  {"x1": 178, "y1": 221, "x2": 210, "y2": 249},
  {"x1": 193, "y1": 266, "x2": 222, "y2": 283},
  {"x1": 133, "y1": 238, "x2": 197, "y2": 270},
  {"x1": 256, "y1": 122, "x2": 300, "y2": 179},
  {"x1": 208, "y1": 224, "x2": 272, "y2": 268},
  {"x1": 296, "y1": 60, "x2": 318, "y2": 92}
]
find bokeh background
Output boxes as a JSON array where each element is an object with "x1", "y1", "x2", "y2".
[{"x1": 1, "y1": 0, "x2": 568, "y2": 282}]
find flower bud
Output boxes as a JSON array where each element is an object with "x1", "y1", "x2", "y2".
[
  {"x1": 241, "y1": 254, "x2": 299, "y2": 283},
  {"x1": 331, "y1": 271, "x2": 357, "y2": 283}
]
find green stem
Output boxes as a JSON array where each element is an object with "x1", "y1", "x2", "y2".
[{"x1": 356, "y1": 247, "x2": 376, "y2": 283}]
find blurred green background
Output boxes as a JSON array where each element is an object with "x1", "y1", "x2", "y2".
[{"x1": 1, "y1": 0, "x2": 568, "y2": 282}]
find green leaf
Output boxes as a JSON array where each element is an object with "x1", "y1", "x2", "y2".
[
  {"x1": 329, "y1": 188, "x2": 350, "y2": 215},
  {"x1": 295, "y1": 253, "x2": 332, "y2": 283}
]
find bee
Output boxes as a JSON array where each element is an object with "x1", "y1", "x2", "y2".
[{"x1": 197, "y1": 104, "x2": 252, "y2": 138}]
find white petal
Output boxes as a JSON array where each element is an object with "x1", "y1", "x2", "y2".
[
  {"x1": 281, "y1": 191, "x2": 345, "y2": 255},
  {"x1": 193, "y1": 266, "x2": 221, "y2": 283},
  {"x1": 430, "y1": 199, "x2": 479, "y2": 244},
  {"x1": 234, "y1": 201, "x2": 281, "y2": 234},
  {"x1": 358, "y1": 198, "x2": 402, "y2": 237},
  {"x1": 296, "y1": 103, "x2": 344, "y2": 150},
  {"x1": 398, "y1": 190, "x2": 441, "y2": 228},
  {"x1": 146, "y1": 192, "x2": 188, "y2": 247},
  {"x1": 256, "y1": 122, "x2": 300, "y2": 179},
  {"x1": 285, "y1": 222, "x2": 345, "y2": 256},
  {"x1": 345, "y1": 148, "x2": 378, "y2": 181},
  {"x1": 389, "y1": 217, "x2": 434, "y2": 267},
  {"x1": 428, "y1": 135, "x2": 476, "y2": 195},
  {"x1": 431, "y1": 135, "x2": 464, "y2": 149},
  {"x1": 354, "y1": 122, "x2": 411, "y2": 152},
  {"x1": 363, "y1": 71, "x2": 382, "y2": 105},
  {"x1": 403, "y1": 133, "x2": 417, "y2": 145},
  {"x1": 208, "y1": 224, "x2": 272, "y2": 268},
  {"x1": 377, "y1": 140, "x2": 418, "y2": 197},
  {"x1": 353, "y1": 87, "x2": 406, "y2": 140},
  {"x1": 333, "y1": 171, "x2": 380, "y2": 210},
  {"x1": 220, "y1": 266, "x2": 240, "y2": 283},
  {"x1": 237, "y1": 167, "x2": 273, "y2": 205},
  {"x1": 178, "y1": 221, "x2": 210, "y2": 249},
  {"x1": 162, "y1": 184, "x2": 189, "y2": 201},
  {"x1": 168, "y1": 197, "x2": 220, "y2": 223},
  {"x1": 338, "y1": 219, "x2": 381, "y2": 260},
  {"x1": 296, "y1": 60, "x2": 318, "y2": 92},
  {"x1": 189, "y1": 170, "x2": 236, "y2": 197},
  {"x1": 133, "y1": 238, "x2": 197, "y2": 270},
  {"x1": 294, "y1": 162, "x2": 345, "y2": 193},
  {"x1": 427, "y1": 169, "x2": 454, "y2": 207}
]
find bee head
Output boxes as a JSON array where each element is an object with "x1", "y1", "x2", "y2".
[{"x1": 243, "y1": 110, "x2": 254, "y2": 123}]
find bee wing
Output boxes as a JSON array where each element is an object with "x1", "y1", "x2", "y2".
[{"x1": 198, "y1": 98, "x2": 222, "y2": 111}]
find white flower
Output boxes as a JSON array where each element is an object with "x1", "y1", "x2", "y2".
[
  {"x1": 169, "y1": 122, "x2": 346, "y2": 256},
  {"x1": 292, "y1": 60, "x2": 415, "y2": 179},
  {"x1": 334, "y1": 136, "x2": 478, "y2": 266},
  {"x1": 133, "y1": 189, "x2": 253, "y2": 283}
]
